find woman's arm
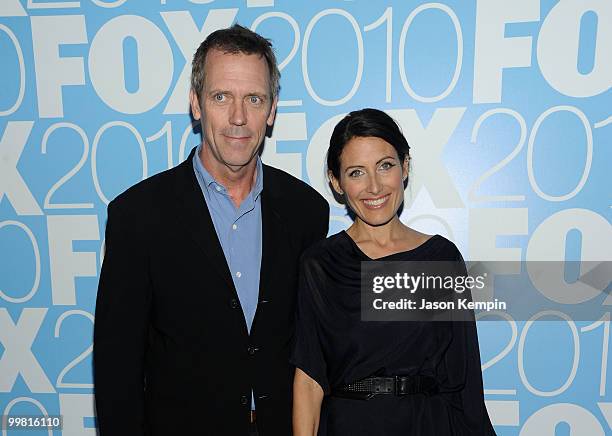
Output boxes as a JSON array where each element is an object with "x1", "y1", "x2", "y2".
[{"x1": 293, "y1": 368, "x2": 324, "y2": 436}]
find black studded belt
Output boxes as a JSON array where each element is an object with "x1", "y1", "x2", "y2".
[{"x1": 332, "y1": 375, "x2": 439, "y2": 400}]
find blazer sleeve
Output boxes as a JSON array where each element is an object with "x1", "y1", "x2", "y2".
[
  {"x1": 93, "y1": 198, "x2": 151, "y2": 436},
  {"x1": 306, "y1": 195, "x2": 330, "y2": 249},
  {"x1": 317, "y1": 199, "x2": 330, "y2": 239}
]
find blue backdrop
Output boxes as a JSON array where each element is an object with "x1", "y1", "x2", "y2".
[{"x1": 1, "y1": 0, "x2": 611, "y2": 434}]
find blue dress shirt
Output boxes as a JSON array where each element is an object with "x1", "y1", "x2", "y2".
[{"x1": 192, "y1": 144, "x2": 263, "y2": 333}]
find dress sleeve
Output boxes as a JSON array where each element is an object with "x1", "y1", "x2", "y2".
[
  {"x1": 445, "y1": 254, "x2": 497, "y2": 435},
  {"x1": 290, "y1": 255, "x2": 331, "y2": 395},
  {"x1": 446, "y1": 316, "x2": 496, "y2": 434}
]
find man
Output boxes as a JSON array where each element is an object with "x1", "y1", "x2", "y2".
[{"x1": 93, "y1": 24, "x2": 329, "y2": 435}]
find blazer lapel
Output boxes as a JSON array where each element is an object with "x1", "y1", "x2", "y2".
[
  {"x1": 258, "y1": 190, "x2": 284, "y2": 304},
  {"x1": 253, "y1": 166, "x2": 291, "y2": 331},
  {"x1": 173, "y1": 148, "x2": 236, "y2": 293}
]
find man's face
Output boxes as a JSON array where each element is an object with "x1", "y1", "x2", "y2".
[{"x1": 190, "y1": 49, "x2": 277, "y2": 174}]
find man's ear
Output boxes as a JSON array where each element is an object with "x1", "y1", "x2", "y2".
[
  {"x1": 266, "y1": 96, "x2": 278, "y2": 127},
  {"x1": 328, "y1": 170, "x2": 344, "y2": 195},
  {"x1": 190, "y1": 89, "x2": 202, "y2": 120}
]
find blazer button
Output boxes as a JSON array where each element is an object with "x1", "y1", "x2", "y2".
[
  {"x1": 230, "y1": 298, "x2": 239, "y2": 309},
  {"x1": 240, "y1": 395, "x2": 249, "y2": 406},
  {"x1": 247, "y1": 346, "x2": 259, "y2": 356}
]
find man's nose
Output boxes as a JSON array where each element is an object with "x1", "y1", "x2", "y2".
[{"x1": 229, "y1": 99, "x2": 247, "y2": 126}]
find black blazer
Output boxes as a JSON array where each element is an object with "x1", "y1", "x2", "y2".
[{"x1": 93, "y1": 148, "x2": 329, "y2": 436}]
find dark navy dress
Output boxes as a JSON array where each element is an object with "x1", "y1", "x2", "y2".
[{"x1": 291, "y1": 231, "x2": 496, "y2": 435}]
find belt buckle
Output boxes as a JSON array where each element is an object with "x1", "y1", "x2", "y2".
[
  {"x1": 394, "y1": 375, "x2": 418, "y2": 395},
  {"x1": 394, "y1": 376, "x2": 405, "y2": 396}
]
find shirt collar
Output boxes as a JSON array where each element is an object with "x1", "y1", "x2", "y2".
[{"x1": 193, "y1": 144, "x2": 264, "y2": 199}]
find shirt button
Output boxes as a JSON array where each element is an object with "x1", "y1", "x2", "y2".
[
  {"x1": 232, "y1": 224, "x2": 237, "y2": 230},
  {"x1": 215, "y1": 185, "x2": 222, "y2": 192},
  {"x1": 230, "y1": 298, "x2": 239, "y2": 309},
  {"x1": 236, "y1": 271, "x2": 242, "y2": 278},
  {"x1": 240, "y1": 395, "x2": 249, "y2": 406}
]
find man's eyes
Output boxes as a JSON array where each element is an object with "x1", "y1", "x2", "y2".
[
  {"x1": 211, "y1": 94, "x2": 264, "y2": 104},
  {"x1": 248, "y1": 95, "x2": 263, "y2": 105}
]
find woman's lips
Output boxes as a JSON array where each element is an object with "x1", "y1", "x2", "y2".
[{"x1": 362, "y1": 194, "x2": 390, "y2": 209}]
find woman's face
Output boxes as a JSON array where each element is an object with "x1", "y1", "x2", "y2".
[{"x1": 330, "y1": 136, "x2": 408, "y2": 227}]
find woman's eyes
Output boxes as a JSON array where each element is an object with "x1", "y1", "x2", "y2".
[
  {"x1": 379, "y1": 161, "x2": 395, "y2": 170},
  {"x1": 347, "y1": 162, "x2": 396, "y2": 178}
]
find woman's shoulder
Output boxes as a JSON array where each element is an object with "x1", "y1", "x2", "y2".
[
  {"x1": 418, "y1": 234, "x2": 464, "y2": 261},
  {"x1": 301, "y1": 231, "x2": 350, "y2": 263}
]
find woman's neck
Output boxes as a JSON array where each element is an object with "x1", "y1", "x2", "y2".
[
  {"x1": 347, "y1": 217, "x2": 407, "y2": 247},
  {"x1": 346, "y1": 217, "x2": 430, "y2": 259}
]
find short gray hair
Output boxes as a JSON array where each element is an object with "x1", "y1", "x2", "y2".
[{"x1": 191, "y1": 24, "x2": 280, "y2": 101}]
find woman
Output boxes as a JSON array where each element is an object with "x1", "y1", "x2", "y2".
[{"x1": 291, "y1": 108, "x2": 495, "y2": 435}]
